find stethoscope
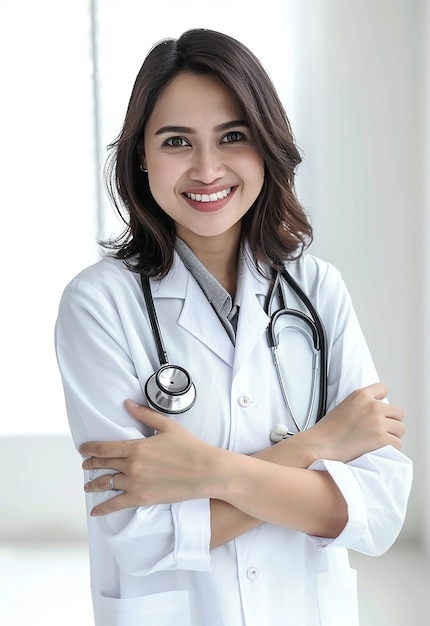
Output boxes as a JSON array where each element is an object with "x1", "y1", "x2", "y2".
[
  {"x1": 141, "y1": 269, "x2": 327, "y2": 441},
  {"x1": 265, "y1": 269, "x2": 327, "y2": 441}
]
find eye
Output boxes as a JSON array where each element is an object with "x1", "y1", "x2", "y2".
[
  {"x1": 221, "y1": 131, "x2": 247, "y2": 144},
  {"x1": 164, "y1": 136, "x2": 190, "y2": 148}
]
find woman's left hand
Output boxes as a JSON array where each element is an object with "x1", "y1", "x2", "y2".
[{"x1": 80, "y1": 401, "x2": 224, "y2": 517}]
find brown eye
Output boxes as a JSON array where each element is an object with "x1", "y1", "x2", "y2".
[
  {"x1": 165, "y1": 136, "x2": 189, "y2": 148},
  {"x1": 221, "y1": 131, "x2": 247, "y2": 144}
]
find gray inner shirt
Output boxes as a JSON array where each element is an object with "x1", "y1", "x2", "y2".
[{"x1": 175, "y1": 237, "x2": 245, "y2": 345}]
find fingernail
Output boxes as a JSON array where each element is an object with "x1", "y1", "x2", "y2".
[
  {"x1": 125, "y1": 399, "x2": 140, "y2": 408},
  {"x1": 90, "y1": 509, "x2": 99, "y2": 517},
  {"x1": 84, "y1": 483, "x2": 90, "y2": 492}
]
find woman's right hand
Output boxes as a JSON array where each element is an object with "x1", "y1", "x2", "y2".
[
  {"x1": 256, "y1": 383, "x2": 405, "y2": 467},
  {"x1": 305, "y1": 383, "x2": 405, "y2": 463}
]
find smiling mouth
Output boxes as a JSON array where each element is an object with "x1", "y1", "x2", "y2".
[{"x1": 184, "y1": 187, "x2": 233, "y2": 203}]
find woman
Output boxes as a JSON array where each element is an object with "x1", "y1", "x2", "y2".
[{"x1": 55, "y1": 29, "x2": 412, "y2": 626}]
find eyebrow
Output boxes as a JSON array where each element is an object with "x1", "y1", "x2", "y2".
[{"x1": 154, "y1": 120, "x2": 248, "y2": 135}]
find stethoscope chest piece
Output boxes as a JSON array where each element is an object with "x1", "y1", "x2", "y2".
[{"x1": 145, "y1": 364, "x2": 197, "y2": 414}]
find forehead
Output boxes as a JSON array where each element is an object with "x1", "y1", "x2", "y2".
[{"x1": 147, "y1": 72, "x2": 245, "y2": 129}]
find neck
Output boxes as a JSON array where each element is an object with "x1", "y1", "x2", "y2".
[{"x1": 177, "y1": 227, "x2": 241, "y2": 296}]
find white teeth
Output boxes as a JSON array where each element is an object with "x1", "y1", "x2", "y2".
[{"x1": 185, "y1": 187, "x2": 232, "y2": 202}]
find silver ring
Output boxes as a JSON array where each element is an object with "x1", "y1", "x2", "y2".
[{"x1": 109, "y1": 474, "x2": 119, "y2": 491}]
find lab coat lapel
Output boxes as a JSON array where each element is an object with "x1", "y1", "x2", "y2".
[
  {"x1": 152, "y1": 256, "x2": 235, "y2": 367},
  {"x1": 177, "y1": 276, "x2": 235, "y2": 366},
  {"x1": 233, "y1": 261, "x2": 270, "y2": 376}
]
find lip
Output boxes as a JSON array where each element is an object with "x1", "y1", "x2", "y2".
[{"x1": 181, "y1": 186, "x2": 237, "y2": 213}]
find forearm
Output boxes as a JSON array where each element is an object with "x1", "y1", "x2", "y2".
[
  {"x1": 209, "y1": 473, "x2": 345, "y2": 550},
  {"x1": 209, "y1": 434, "x2": 345, "y2": 549},
  {"x1": 215, "y1": 451, "x2": 347, "y2": 535},
  {"x1": 210, "y1": 499, "x2": 260, "y2": 549}
]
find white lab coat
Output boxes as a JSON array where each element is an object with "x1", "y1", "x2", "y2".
[{"x1": 55, "y1": 249, "x2": 412, "y2": 626}]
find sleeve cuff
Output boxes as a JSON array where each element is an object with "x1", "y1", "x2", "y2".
[
  {"x1": 306, "y1": 459, "x2": 368, "y2": 549},
  {"x1": 172, "y1": 498, "x2": 212, "y2": 570}
]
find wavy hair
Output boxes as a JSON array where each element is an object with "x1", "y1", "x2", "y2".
[{"x1": 103, "y1": 28, "x2": 313, "y2": 277}]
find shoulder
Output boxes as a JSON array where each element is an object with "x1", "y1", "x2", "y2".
[
  {"x1": 70, "y1": 255, "x2": 136, "y2": 286},
  {"x1": 285, "y1": 252, "x2": 344, "y2": 298},
  {"x1": 58, "y1": 252, "x2": 189, "y2": 312},
  {"x1": 286, "y1": 253, "x2": 359, "y2": 342},
  {"x1": 59, "y1": 255, "x2": 140, "y2": 310}
]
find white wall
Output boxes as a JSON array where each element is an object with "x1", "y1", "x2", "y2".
[
  {"x1": 0, "y1": 436, "x2": 86, "y2": 541},
  {"x1": 0, "y1": 0, "x2": 98, "y2": 437},
  {"x1": 283, "y1": 0, "x2": 428, "y2": 543},
  {"x1": 423, "y1": 0, "x2": 430, "y2": 553}
]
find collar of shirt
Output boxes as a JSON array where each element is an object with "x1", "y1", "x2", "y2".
[{"x1": 174, "y1": 237, "x2": 246, "y2": 344}]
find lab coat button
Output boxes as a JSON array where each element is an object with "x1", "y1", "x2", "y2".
[
  {"x1": 246, "y1": 566, "x2": 258, "y2": 580},
  {"x1": 238, "y1": 395, "x2": 250, "y2": 407}
]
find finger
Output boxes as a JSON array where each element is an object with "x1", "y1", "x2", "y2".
[
  {"x1": 79, "y1": 440, "x2": 131, "y2": 458},
  {"x1": 124, "y1": 400, "x2": 172, "y2": 431},
  {"x1": 82, "y1": 456, "x2": 127, "y2": 472},
  {"x1": 366, "y1": 382, "x2": 389, "y2": 401},
  {"x1": 385, "y1": 403, "x2": 405, "y2": 422},
  {"x1": 84, "y1": 472, "x2": 125, "y2": 494},
  {"x1": 89, "y1": 492, "x2": 133, "y2": 517},
  {"x1": 386, "y1": 432, "x2": 403, "y2": 451},
  {"x1": 386, "y1": 417, "x2": 406, "y2": 438}
]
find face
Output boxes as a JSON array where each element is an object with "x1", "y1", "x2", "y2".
[{"x1": 143, "y1": 72, "x2": 265, "y2": 249}]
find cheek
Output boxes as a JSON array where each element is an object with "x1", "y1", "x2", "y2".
[
  {"x1": 146, "y1": 163, "x2": 174, "y2": 207},
  {"x1": 251, "y1": 156, "x2": 265, "y2": 191},
  {"x1": 258, "y1": 161, "x2": 265, "y2": 185},
  {"x1": 248, "y1": 149, "x2": 265, "y2": 175}
]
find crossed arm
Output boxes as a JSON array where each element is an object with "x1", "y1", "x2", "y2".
[{"x1": 80, "y1": 383, "x2": 405, "y2": 548}]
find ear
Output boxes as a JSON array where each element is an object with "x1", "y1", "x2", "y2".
[{"x1": 136, "y1": 141, "x2": 146, "y2": 169}]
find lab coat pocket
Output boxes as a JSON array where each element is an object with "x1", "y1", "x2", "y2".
[
  {"x1": 95, "y1": 589, "x2": 192, "y2": 626},
  {"x1": 317, "y1": 569, "x2": 359, "y2": 626}
]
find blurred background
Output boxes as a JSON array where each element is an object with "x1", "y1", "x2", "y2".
[{"x1": 0, "y1": 0, "x2": 428, "y2": 624}]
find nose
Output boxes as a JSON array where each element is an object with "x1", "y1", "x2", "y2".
[{"x1": 188, "y1": 145, "x2": 226, "y2": 183}]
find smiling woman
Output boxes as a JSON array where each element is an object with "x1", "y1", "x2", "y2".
[
  {"x1": 0, "y1": 0, "x2": 424, "y2": 623},
  {"x1": 102, "y1": 29, "x2": 312, "y2": 284},
  {"x1": 55, "y1": 27, "x2": 412, "y2": 626}
]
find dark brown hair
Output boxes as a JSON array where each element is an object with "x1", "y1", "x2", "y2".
[{"x1": 103, "y1": 28, "x2": 313, "y2": 277}]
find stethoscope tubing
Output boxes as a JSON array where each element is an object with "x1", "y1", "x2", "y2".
[
  {"x1": 141, "y1": 268, "x2": 328, "y2": 429},
  {"x1": 280, "y1": 268, "x2": 328, "y2": 422},
  {"x1": 266, "y1": 269, "x2": 328, "y2": 426},
  {"x1": 141, "y1": 276, "x2": 169, "y2": 366}
]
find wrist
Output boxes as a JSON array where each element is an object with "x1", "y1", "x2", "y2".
[
  {"x1": 286, "y1": 430, "x2": 323, "y2": 467},
  {"x1": 205, "y1": 447, "x2": 237, "y2": 500},
  {"x1": 254, "y1": 429, "x2": 323, "y2": 469}
]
